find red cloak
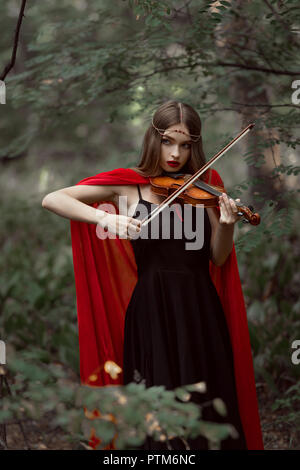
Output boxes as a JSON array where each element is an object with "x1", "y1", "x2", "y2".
[{"x1": 70, "y1": 167, "x2": 264, "y2": 450}]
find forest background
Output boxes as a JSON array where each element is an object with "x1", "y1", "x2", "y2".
[{"x1": 0, "y1": 0, "x2": 299, "y2": 450}]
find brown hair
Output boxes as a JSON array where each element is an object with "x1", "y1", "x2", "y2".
[{"x1": 132, "y1": 100, "x2": 208, "y2": 180}]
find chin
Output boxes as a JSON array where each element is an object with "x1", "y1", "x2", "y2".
[{"x1": 163, "y1": 164, "x2": 183, "y2": 172}]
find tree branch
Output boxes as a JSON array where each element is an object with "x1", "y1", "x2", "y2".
[
  {"x1": 263, "y1": 0, "x2": 294, "y2": 35},
  {"x1": 215, "y1": 60, "x2": 300, "y2": 76},
  {"x1": 232, "y1": 101, "x2": 299, "y2": 108},
  {"x1": 134, "y1": 59, "x2": 300, "y2": 79},
  {"x1": 0, "y1": 0, "x2": 28, "y2": 81}
]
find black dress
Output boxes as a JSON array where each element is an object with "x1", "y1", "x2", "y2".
[{"x1": 123, "y1": 184, "x2": 247, "y2": 450}]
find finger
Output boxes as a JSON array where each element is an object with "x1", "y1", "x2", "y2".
[
  {"x1": 227, "y1": 196, "x2": 239, "y2": 220},
  {"x1": 229, "y1": 198, "x2": 238, "y2": 214},
  {"x1": 132, "y1": 220, "x2": 142, "y2": 231},
  {"x1": 222, "y1": 193, "x2": 237, "y2": 213},
  {"x1": 234, "y1": 199, "x2": 240, "y2": 208},
  {"x1": 127, "y1": 224, "x2": 141, "y2": 239},
  {"x1": 219, "y1": 194, "x2": 230, "y2": 217},
  {"x1": 233, "y1": 199, "x2": 243, "y2": 218},
  {"x1": 131, "y1": 217, "x2": 142, "y2": 227}
]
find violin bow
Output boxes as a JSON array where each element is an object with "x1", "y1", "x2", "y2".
[{"x1": 140, "y1": 123, "x2": 255, "y2": 227}]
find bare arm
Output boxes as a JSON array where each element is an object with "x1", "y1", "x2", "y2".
[
  {"x1": 41, "y1": 184, "x2": 142, "y2": 237},
  {"x1": 209, "y1": 208, "x2": 235, "y2": 267},
  {"x1": 41, "y1": 184, "x2": 119, "y2": 225},
  {"x1": 208, "y1": 193, "x2": 241, "y2": 267}
]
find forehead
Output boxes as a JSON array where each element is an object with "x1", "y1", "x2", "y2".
[
  {"x1": 162, "y1": 131, "x2": 192, "y2": 143},
  {"x1": 163, "y1": 123, "x2": 191, "y2": 142}
]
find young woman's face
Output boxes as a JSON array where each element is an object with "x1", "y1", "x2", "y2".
[{"x1": 159, "y1": 123, "x2": 192, "y2": 172}]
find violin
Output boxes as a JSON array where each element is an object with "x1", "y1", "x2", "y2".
[
  {"x1": 150, "y1": 172, "x2": 261, "y2": 226},
  {"x1": 140, "y1": 123, "x2": 260, "y2": 227}
]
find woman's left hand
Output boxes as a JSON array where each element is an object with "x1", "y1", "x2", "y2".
[{"x1": 218, "y1": 193, "x2": 242, "y2": 225}]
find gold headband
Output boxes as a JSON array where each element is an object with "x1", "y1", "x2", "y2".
[{"x1": 151, "y1": 104, "x2": 201, "y2": 142}]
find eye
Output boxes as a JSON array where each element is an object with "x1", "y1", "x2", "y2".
[{"x1": 161, "y1": 138, "x2": 191, "y2": 148}]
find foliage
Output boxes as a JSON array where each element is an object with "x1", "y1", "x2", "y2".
[
  {"x1": 0, "y1": 197, "x2": 79, "y2": 374},
  {"x1": 1, "y1": 354, "x2": 235, "y2": 450},
  {"x1": 2, "y1": 0, "x2": 300, "y2": 161}
]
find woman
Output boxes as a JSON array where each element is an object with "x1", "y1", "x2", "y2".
[{"x1": 42, "y1": 100, "x2": 264, "y2": 450}]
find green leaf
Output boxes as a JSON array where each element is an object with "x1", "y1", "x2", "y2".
[{"x1": 212, "y1": 398, "x2": 227, "y2": 417}]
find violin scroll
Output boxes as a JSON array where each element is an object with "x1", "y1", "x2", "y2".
[{"x1": 237, "y1": 205, "x2": 260, "y2": 225}]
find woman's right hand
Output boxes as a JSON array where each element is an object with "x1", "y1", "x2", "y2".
[{"x1": 97, "y1": 212, "x2": 142, "y2": 240}]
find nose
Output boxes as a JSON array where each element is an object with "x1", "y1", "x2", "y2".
[{"x1": 171, "y1": 144, "x2": 180, "y2": 158}]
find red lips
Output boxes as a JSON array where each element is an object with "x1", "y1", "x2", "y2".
[{"x1": 167, "y1": 161, "x2": 179, "y2": 167}]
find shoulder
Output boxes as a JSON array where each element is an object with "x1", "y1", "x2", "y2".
[{"x1": 77, "y1": 167, "x2": 148, "y2": 186}]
